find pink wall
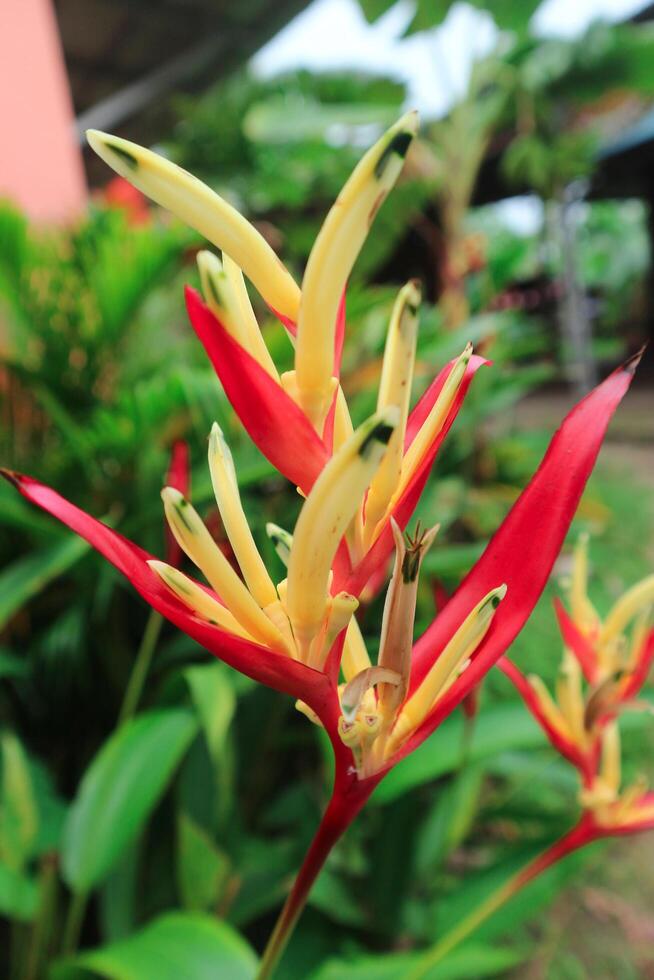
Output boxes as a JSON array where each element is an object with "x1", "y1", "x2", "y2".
[{"x1": 0, "y1": 0, "x2": 87, "y2": 223}]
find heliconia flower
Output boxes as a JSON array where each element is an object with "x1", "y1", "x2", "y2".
[
  {"x1": 502, "y1": 547, "x2": 654, "y2": 839},
  {"x1": 2, "y1": 115, "x2": 642, "y2": 978},
  {"x1": 409, "y1": 559, "x2": 653, "y2": 978}
]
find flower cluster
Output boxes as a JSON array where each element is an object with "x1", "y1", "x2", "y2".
[
  {"x1": 1, "y1": 113, "x2": 640, "y2": 975},
  {"x1": 503, "y1": 537, "x2": 654, "y2": 837}
]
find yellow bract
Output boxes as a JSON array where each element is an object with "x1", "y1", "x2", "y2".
[
  {"x1": 86, "y1": 130, "x2": 300, "y2": 320},
  {"x1": 294, "y1": 111, "x2": 419, "y2": 428},
  {"x1": 197, "y1": 251, "x2": 280, "y2": 381},
  {"x1": 148, "y1": 560, "x2": 253, "y2": 641},
  {"x1": 364, "y1": 281, "x2": 421, "y2": 545},
  {"x1": 286, "y1": 407, "x2": 399, "y2": 660},
  {"x1": 385, "y1": 584, "x2": 507, "y2": 756},
  {"x1": 208, "y1": 423, "x2": 277, "y2": 609},
  {"x1": 161, "y1": 487, "x2": 288, "y2": 653}
]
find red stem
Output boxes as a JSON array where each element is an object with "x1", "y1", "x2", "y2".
[
  {"x1": 405, "y1": 817, "x2": 598, "y2": 980},
  {"x1": 256, "y1": 781, "x2": 374, "y2": 979},
  {"x1": 512, "y1": 817, "x2": 595, "y2": 888}
]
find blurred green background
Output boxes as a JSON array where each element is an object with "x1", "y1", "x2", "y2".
[{"x1": 1, "y1": 1, "x2": 653, "y2": 977}]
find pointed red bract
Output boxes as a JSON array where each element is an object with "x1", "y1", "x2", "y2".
[
  {"x1": 0, "y1": 470, "x2": 340, "y2": 722},
  {"x1": 185, "y1": 288, "x2": 328, "y2": 494},
  {"x1": 404, "y1": 352, "x2": 490, "y2": 447},
  {"x1": 388, "y1": 355, "x2": 638, "y2": 767},
  {"x1": 623, "y1": 629, "x2": 654, "y2": 700},
  {"x1": 499, "y1": 657, "x2": 587, "y2": 771},
  {"x1": 553, "y1": 598, "x2": 598, "y2": 682}
]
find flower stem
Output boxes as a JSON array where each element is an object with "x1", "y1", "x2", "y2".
[
  {"x1": 118, "y1": 609, "x2": 163, "y2": 725},
  {"x1": 24, "y1": 854, "x2": 58, "y2": 979},
  {"x1": 405, "y1": 821, "x2": 594, "y2": 980},
  {"x1": 61, "y1": 890, "x2": 87, "y2": 956},
  {"x1": 256, "y1": 789, "x2": 366, "y2": 980}
]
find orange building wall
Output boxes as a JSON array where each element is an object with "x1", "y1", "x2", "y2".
[{"x1": 0, "y1": 0, "x2": 87, "y2": 223}]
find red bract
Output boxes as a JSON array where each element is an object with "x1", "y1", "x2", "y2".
[
  {"x1": 397, "y1": 355, "x2": 640, "y2": 765},
  {"x1": 185, "y1": 288, "x2": 329, "y2": 495}
]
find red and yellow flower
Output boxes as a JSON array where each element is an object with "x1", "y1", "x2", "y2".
[
  {"x1": 502, "y1": 537, "x2": 654, "y2": 838},
  {"x1": 1, "y1": 114, "x2": 641, "y2": 976}
]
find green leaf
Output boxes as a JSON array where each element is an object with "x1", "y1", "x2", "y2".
[
  {"x1": 309, "y1": 944, "x2": 522, "y2": 979},
  {"x1": 62, "y1": 709, "x2": 197, "y2": 892},
  {"x1": 50, "y1": 911, "x2": 257, "y2": 980},
  {"x1": 176, "y1": 812, "x2": 230, "y2": 911},
  {"x1": 396, "y1": 0, "x2": 543, "y2": 35},
  {"x1": 422, "y1": 541, "x2": 486, "y2": 578},
  {"x1": 0, "y1": 731, "x2": 39, "y2": 870},
  {"x1": 98, "y1": 843, "x2": 141, "y2": 942},
  {"x1": 414, "y1": 765, "x2": 484, "y2": 872},
  {"x1": 357, "y1": 0, "x2": 396, "y2": 23},
  {"x1": 309, "y1": 867, "x2": 366, "y2": 926},
  {"x1": 372, "y1": 704, "x2": 547, "y2": 804},
  {"x1": 184, "y1": 662, "x2": 235, "y2": 764},
  {"x1": 0, "y1": 534, "x2": 90, "y2": 631},
  {"x1": 0, "y1": 861, "x2": 39, "y2": 922}
]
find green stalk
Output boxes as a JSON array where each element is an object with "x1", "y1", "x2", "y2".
[
  {"x1": 24, "y1": 854, "x2": 58, "y2": 980},
  {"x1": 118, "y1": 609, "x2": 163, "y2": 725},
  {"x1": 404, "y1": 820, "x2": 594, "y2": 980},
  {"x1": 61, "y1": 890, "x2": 87, "y2": 957}
]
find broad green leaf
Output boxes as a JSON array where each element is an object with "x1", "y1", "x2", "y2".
[
  {"x1": 184, "y1": 662, "x2": 235, "y2": 764},
  {"x1": 0, "y1": 731, "x2": 38, "y2": 870},
  {"x1": 177, "y1": 812, "x2": 230, "y2": 911},
  {"x1": 414, "y1": 765, "x2": 484, "y2": 872},
  {"x1": 62, "y1": 709, "x2": 197, "y2": 891},
  {"x1": 50, "y1": 911, "x2": 257, "y2": 980},
  {"x1": 98, "y1": 843, "x2": 140, "y2": 942},
  {"x1": 0, "y1": 534, "x2": 90, "y2": 631},
  {"x1": 0, "y1": 861, "x2": 39, "y2": 922},
  {"x1": 309, "y1": 944, "x2": 522, "y2": 979},
  {"x1": 372, "y1": 704, "x2": 547, "y2": 804}
]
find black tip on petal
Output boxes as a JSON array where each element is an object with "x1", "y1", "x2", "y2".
[
  {"x1": 0, "y1": 467, "x2": 21, "y2": 489},
  {"x1": 108, "y1": 143, "x2": 139, "y2": 169},
  {"x1": 375, "y1": 130, "x2": 414, "y2": 178},
  {"x1": 624, "y1": 344, "x2": 647, "y2": 376}
]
